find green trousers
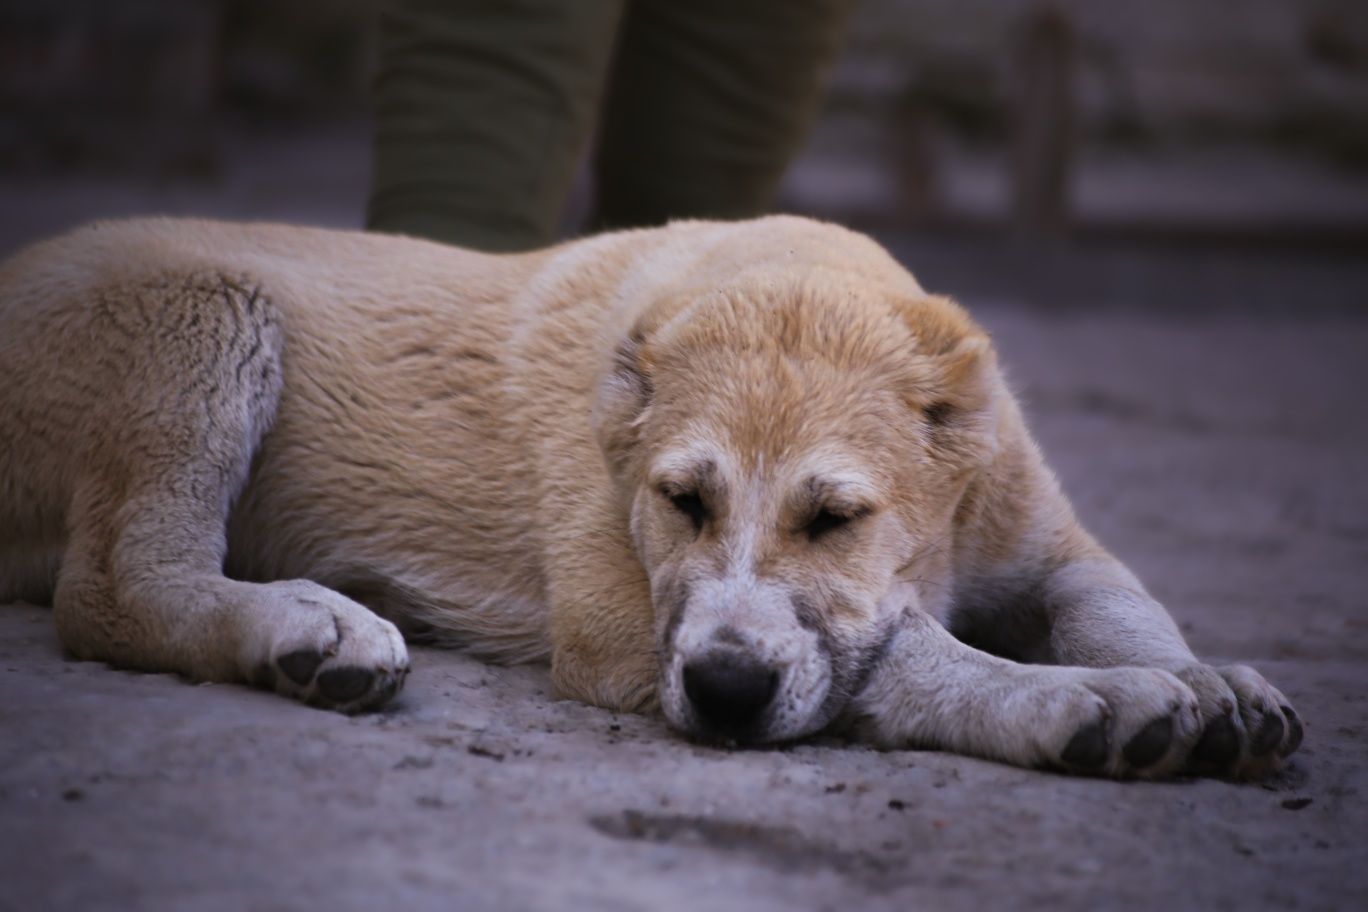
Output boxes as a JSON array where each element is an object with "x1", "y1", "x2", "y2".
[{"x1": 366, "y1": 0, "x2": 858, "y2": 251}]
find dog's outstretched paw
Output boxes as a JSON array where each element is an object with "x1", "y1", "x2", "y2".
[{"x1": 1031, "y1": 667, "x2": 1203, "y2": 779}]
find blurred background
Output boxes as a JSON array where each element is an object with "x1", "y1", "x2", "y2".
[{"x1": 1, "y1": 0, "x2": 1367, "y2": 309}]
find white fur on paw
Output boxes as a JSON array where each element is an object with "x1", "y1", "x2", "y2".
[
  {"x1": 243, "y1": 580, "x2": 410, "y2": 711},
  {"x1": 1176, "y1": 663, "x2": 1303, "y2": 779},
  {"x1": 1020, "y1": 667, "x2": 1202, "y2": 779}
]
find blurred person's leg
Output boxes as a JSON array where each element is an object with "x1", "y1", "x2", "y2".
[
  {"x1": 592, "y1": 0, "x2": 858, "y2": 230},
  {"x1": 367, "y1": 0, "x2": 624, "y2": 251}
]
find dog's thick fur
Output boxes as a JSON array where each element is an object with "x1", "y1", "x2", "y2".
[{"x1": 0, "y1": 216, "x2": 1301, "y2": 778}]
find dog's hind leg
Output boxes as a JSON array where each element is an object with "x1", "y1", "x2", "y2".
[{"x1": 47, "y1": 272, "x2": 407, "y2": 710}]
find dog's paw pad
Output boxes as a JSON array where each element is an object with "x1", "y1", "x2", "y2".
[
  {"x1": 1062, "y1": 720, "x2": 1110, "y2": 769},
  {"x1": 1190, "y1": 713, "x2": 1240, "y2": 768},
  {"x1": 317, "y1": 666, "x2": 376, "y2": 704},
  {"x1": 252, "y1": 662, "x2": 278, "y2": 689},
  {"x1": 277, "y1": 649, "x2": 326, "y2": 686},
  {"x1": 1122, "y1": 715, "x2": 1174, "y2": 769}
]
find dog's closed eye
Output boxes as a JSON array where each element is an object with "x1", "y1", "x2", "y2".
[
  {"x1": 665, "y1": 490, "x2": 707, "y2": 531},
  {"x1": 804, "y1": 506, "x2": 870, "y2": 541}
]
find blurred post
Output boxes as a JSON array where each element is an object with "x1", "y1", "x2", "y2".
[{"x1": 1009, "y1": 3, "x2": 1075, "y2": 241}]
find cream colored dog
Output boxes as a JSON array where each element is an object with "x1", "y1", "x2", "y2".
[{"x1": 0, "y1": 216, "x2": 1301, "y2": 779}]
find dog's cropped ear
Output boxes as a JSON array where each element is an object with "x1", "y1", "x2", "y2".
[
  {"x1": 592, "y1": 328, "x2": 654, "y2": 484},
  {"x1": 890, "y1": 294, "x2": 1001, "y2": 463}
]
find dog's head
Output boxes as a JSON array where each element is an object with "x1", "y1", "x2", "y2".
[{"x1": 593, "y1": 271, "x2": 1001, "y2": 744}]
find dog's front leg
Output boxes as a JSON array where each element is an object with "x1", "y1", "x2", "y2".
[
  {"x1": 847, "y1": 609, "x2": 1206, "y2": 779},
  {"x1": 1039, "y1": 556, "x2": 1304, "y2": 777}
]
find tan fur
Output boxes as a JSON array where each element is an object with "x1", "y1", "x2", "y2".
[{"x1": 0, "y1": 215, "x2": 1301, "y2": 776}]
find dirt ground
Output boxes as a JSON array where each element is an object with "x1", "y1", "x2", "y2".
[{"x1": 2, "y1": 148, "x2": 1367, "y2": 910}]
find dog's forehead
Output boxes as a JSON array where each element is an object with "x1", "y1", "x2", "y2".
[
  {"x1": 636, "y1": 285, "x2": 936, "y2": 474},
  {"x1": 650, "y1": 283, "x2": 913, "y2": 367},
  {"x1": 646, "y1": 351, "x2": 908, "y2": 475}
]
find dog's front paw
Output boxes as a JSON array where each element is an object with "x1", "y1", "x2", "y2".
[
  {"x1": 1174, "y1": 663, "x2": 1302, "y2": 779},
  {"x1": 1025, "y1": 667, "x2": 1203, "y2": 779},
  {"x1": 244, "y1": 580, "x2": 410, "y2": 712}
]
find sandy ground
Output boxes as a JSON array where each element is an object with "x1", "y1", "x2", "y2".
[{"x1": 2, "y1": 141, "x2": 1367, "y2": 910}]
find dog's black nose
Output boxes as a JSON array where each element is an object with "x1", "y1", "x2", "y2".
[{"x1": 682, "y1": 653, "x2": 779, "y2": 739}]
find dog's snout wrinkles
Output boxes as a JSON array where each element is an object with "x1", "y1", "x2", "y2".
[{"x1": 682, "y1": 652, "x2": 779, "y2": 739}]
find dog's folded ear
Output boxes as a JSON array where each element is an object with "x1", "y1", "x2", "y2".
[
  {"x1": 890, "y1": 294, "x2": 1001, "y2": 465},
  {"x1": 592, "y1": 295, "x2": 697, "y2": 485},
  {"x1": 592, "y1": 328, "x2": 653, "y2": 484}
]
